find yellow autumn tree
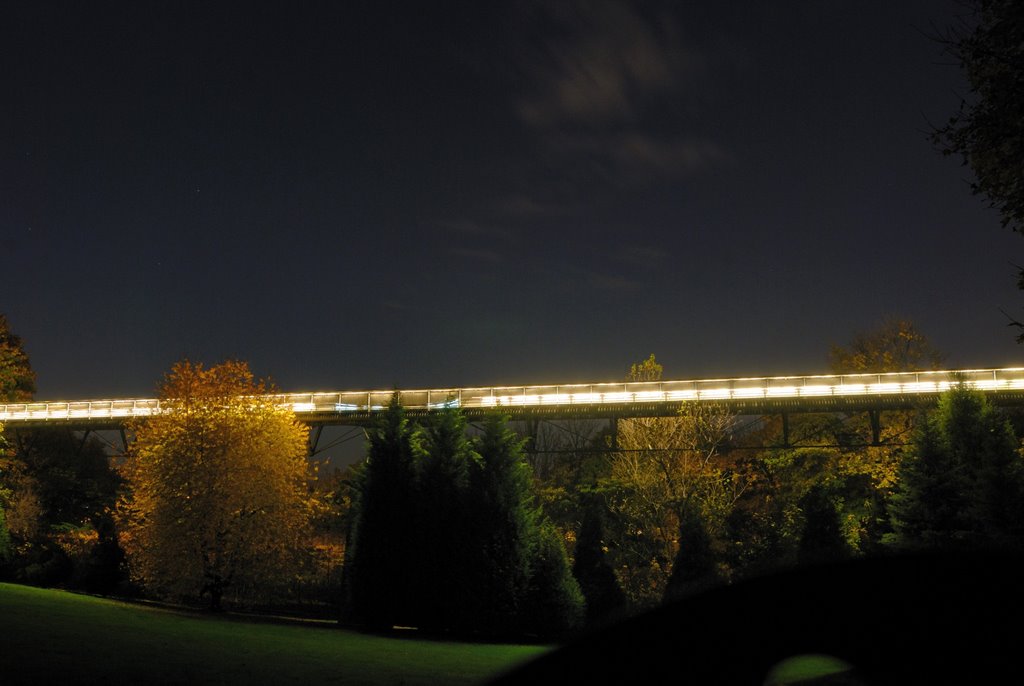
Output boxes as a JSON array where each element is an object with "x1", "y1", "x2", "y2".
[
  {"x1": 606, "y1": 355, "x2": 738, "y2": 605},
  {"x1": 119, "y1": 360, "x2": 312, "y2": 610}
]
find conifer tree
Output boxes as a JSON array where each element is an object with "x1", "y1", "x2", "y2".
[
  {"x1": 889, "y1": 385, "x2": 1024, "y2": 549},
  {"x1": 521, "y1": 519, "x2": 585, "y2": 636},
  {"x1": 416, "y1": 406, "x2": 477, "y2": 631},
  {"x1": 572, "y1": 503, "x2": 625, "y2": 626},
  {"x1": 797, "y1": 484, "x2": 849, "y2": 565},
  {"x1": 466, "y1": 414, "x2": 537, "y2": 634},
  {"x1": 664, "y1": 500, "x2": 720, "y2": 602},
  {"x1": 345, "y1": 395, "x2": 422, "y2": 627}
]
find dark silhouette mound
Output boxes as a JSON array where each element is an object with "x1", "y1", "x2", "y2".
[{"x1": 490, "y1": 552, "x2": 1024, "y2": 684}]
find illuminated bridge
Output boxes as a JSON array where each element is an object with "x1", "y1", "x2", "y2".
[{"x1": 4, "y1": 367, "x2": 1024, "y2": 430}]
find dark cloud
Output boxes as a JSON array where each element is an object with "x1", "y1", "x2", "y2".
[
  {"x1": 511, "y1": 1, "x2": 725, "y2": 184},
  {"x1": 515, "y1": 1, "x2": 694, "y2": 127}
]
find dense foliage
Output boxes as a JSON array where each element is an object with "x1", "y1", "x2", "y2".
[
  {"x1": 8, "y1": 319, "x2": 1024, "y2": 635},
  {"x1": 889, "y1": 384, "x2": 1024, "y2": 549},
  {"x1": 0, "y1": 314, "x2": 36, "y2": 403},
  {"x1": 932, "y1": 0, "x2": 1024, "y2": 235},
  {"x1": 118, "y1": 360, "x2": 313, "y2": 610},
  {"x1": 345, "y1": 404, "x2": 583, "y2": 637}
]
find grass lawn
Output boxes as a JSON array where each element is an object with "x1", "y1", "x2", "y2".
[{"x1": 0, "y1": 583, "x2": 548, "y2": 685}]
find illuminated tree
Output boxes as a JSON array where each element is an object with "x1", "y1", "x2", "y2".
[
  {"x1": 605, "y1": 356, "x2": 737, "y2": 606},
  {"x1": 828, "y1": 317, "x2": 944, "y2": 374},
  {"x1": 629, "y1": 353, "x2": 663, "y2": 382},
  {"x1": 118, "y1": 360, "x2": 312, "y2": 610},
  {"x1": 0, "y1": 314, "x2": 34, "y2": 572},
  {"x1": 0, "y1": 314, "x2": 36, "y2": 403},
  {"x1": 828, "y1": 319, "x2": 946, "y2": 546},
  {"x1": 0, "y1": 432, "x2": 11, "y2": 565}
]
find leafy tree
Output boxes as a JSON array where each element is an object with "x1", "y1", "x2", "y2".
[
  {"x1": 932, "y1": 0, "x2": 1023, "y2": 234},
  {"x1": 344, "y1": 395, "x2": 422, "y2": 627},
  {"x1": 629, "y1": 353, "x2": 663, "y2": 382},
  {"x1": 0, "y1": 314, "x2": 36, "y2": 403},
  {"x1": 828, "y1": 317, "x2": 945, "y2": 374},
  {"x1": 118, "y1": 360, "x2": 312, "y2": 610},
  {"x1": 0, "y1": 432, "x2": 14, "y2": 567},
  {"x1": 10, "y1": 430, "x2": 119, "y2": 534},
  {"x1": 820, "y1": 318, "x2": 945, "y2": 548},
  {"x1": 889, "y1": 384, "x2": 1024, "y2": 549},
  {"x1": 930, "y1": 3, "x2": 1024, "y2": 335},
  {"x1": 0, "y1": 429, "x2": 122, "y2": 588},
  {"x1": 0, "y1": 314, "x2": 34, "y2": 568},
  {"x1": 0, "y1": 508, "x2": 11, "y2": 565},
  {"x1": 605, "y1": 355, "x2": 737, "y2": 606}
]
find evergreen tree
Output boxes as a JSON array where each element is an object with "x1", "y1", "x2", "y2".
[
  {"x1": 345, "y1": 395, "x2": 422, "y2": 627},
  {"x1": 572, "y1": 503, "x2": 625, "y2": 627},
  {"x1": 664, "y1": 500, "x2": 720, "y2": 602},
  {"x1": 466, "y1": 415, "x2": 537, "y2": 635},
  {"x1": 890, "y1": 385, "x2": 1024, "y2": 549},
  {"x1": 797, "y1": 484, "x2": 849, "y2": 565},
  {"x1": 416, "y1": 406, "x2": 477, "y2": 631},
  {"x1": 521, "y1": 519, "x2": 585, "y2": 637}
]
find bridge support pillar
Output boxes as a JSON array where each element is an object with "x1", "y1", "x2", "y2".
[
  {"x1": 76, "y1": 429, "x2": 93, "y2": 456},
  {"x1": 781, "y1": 412, "x2": 790, "y2": 448},
  {"x1": 308, "y1": 425, "x2": 324, "y2": 457},
  {"x1": 868, "y1": 410, "x2": 881, "y2": 446}
]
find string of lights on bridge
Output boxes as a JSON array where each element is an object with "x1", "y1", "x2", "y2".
[{"x1": 3, "y1": 367, "x2": 1024, "y2": 428}]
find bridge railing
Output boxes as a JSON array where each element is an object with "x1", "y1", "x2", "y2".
[{"x1": 3, "y1": 368, "x2": 1024, "y2": 425}]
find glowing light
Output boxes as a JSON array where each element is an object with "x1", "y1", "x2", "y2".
[{"x1": 4, "y1": 367, "x2": 1024, "y2": 424}]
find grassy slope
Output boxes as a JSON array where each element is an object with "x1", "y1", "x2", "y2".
[{"x1": 0, "y1": 583, "x2": 547, "y2": 685}]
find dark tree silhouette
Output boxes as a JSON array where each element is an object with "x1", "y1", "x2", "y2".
[
  {"x1": 931, "y1": 2, "x2": 1024, "y2": 337},
  {"x1": 572, "y1": 503, "x2": 625, "y2": 627},
  {"x1": 664, "y1": 501, "x2": 720, "y2": 602},
  {"x1": 889, "y1": 385, "x2": 1024, "y2": 549},
  {"x1": 797, "y1": 484, "x2": 849, "y2": 565},
  {"x1": 344, "y1": 395, "x2": 422, "y2": 627}
]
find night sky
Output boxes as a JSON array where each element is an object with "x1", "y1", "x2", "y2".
[{"x1": 4, "y1": 1, "x2": 1022, "y2": 401}]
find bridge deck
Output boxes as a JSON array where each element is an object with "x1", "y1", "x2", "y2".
[{"x1": 3, "y1": 367, "x2": 1024, "y2": 429}]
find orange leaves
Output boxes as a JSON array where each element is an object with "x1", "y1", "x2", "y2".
[{"x1": 119, "y1": 359, "x2": 313, "y2": 605}]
